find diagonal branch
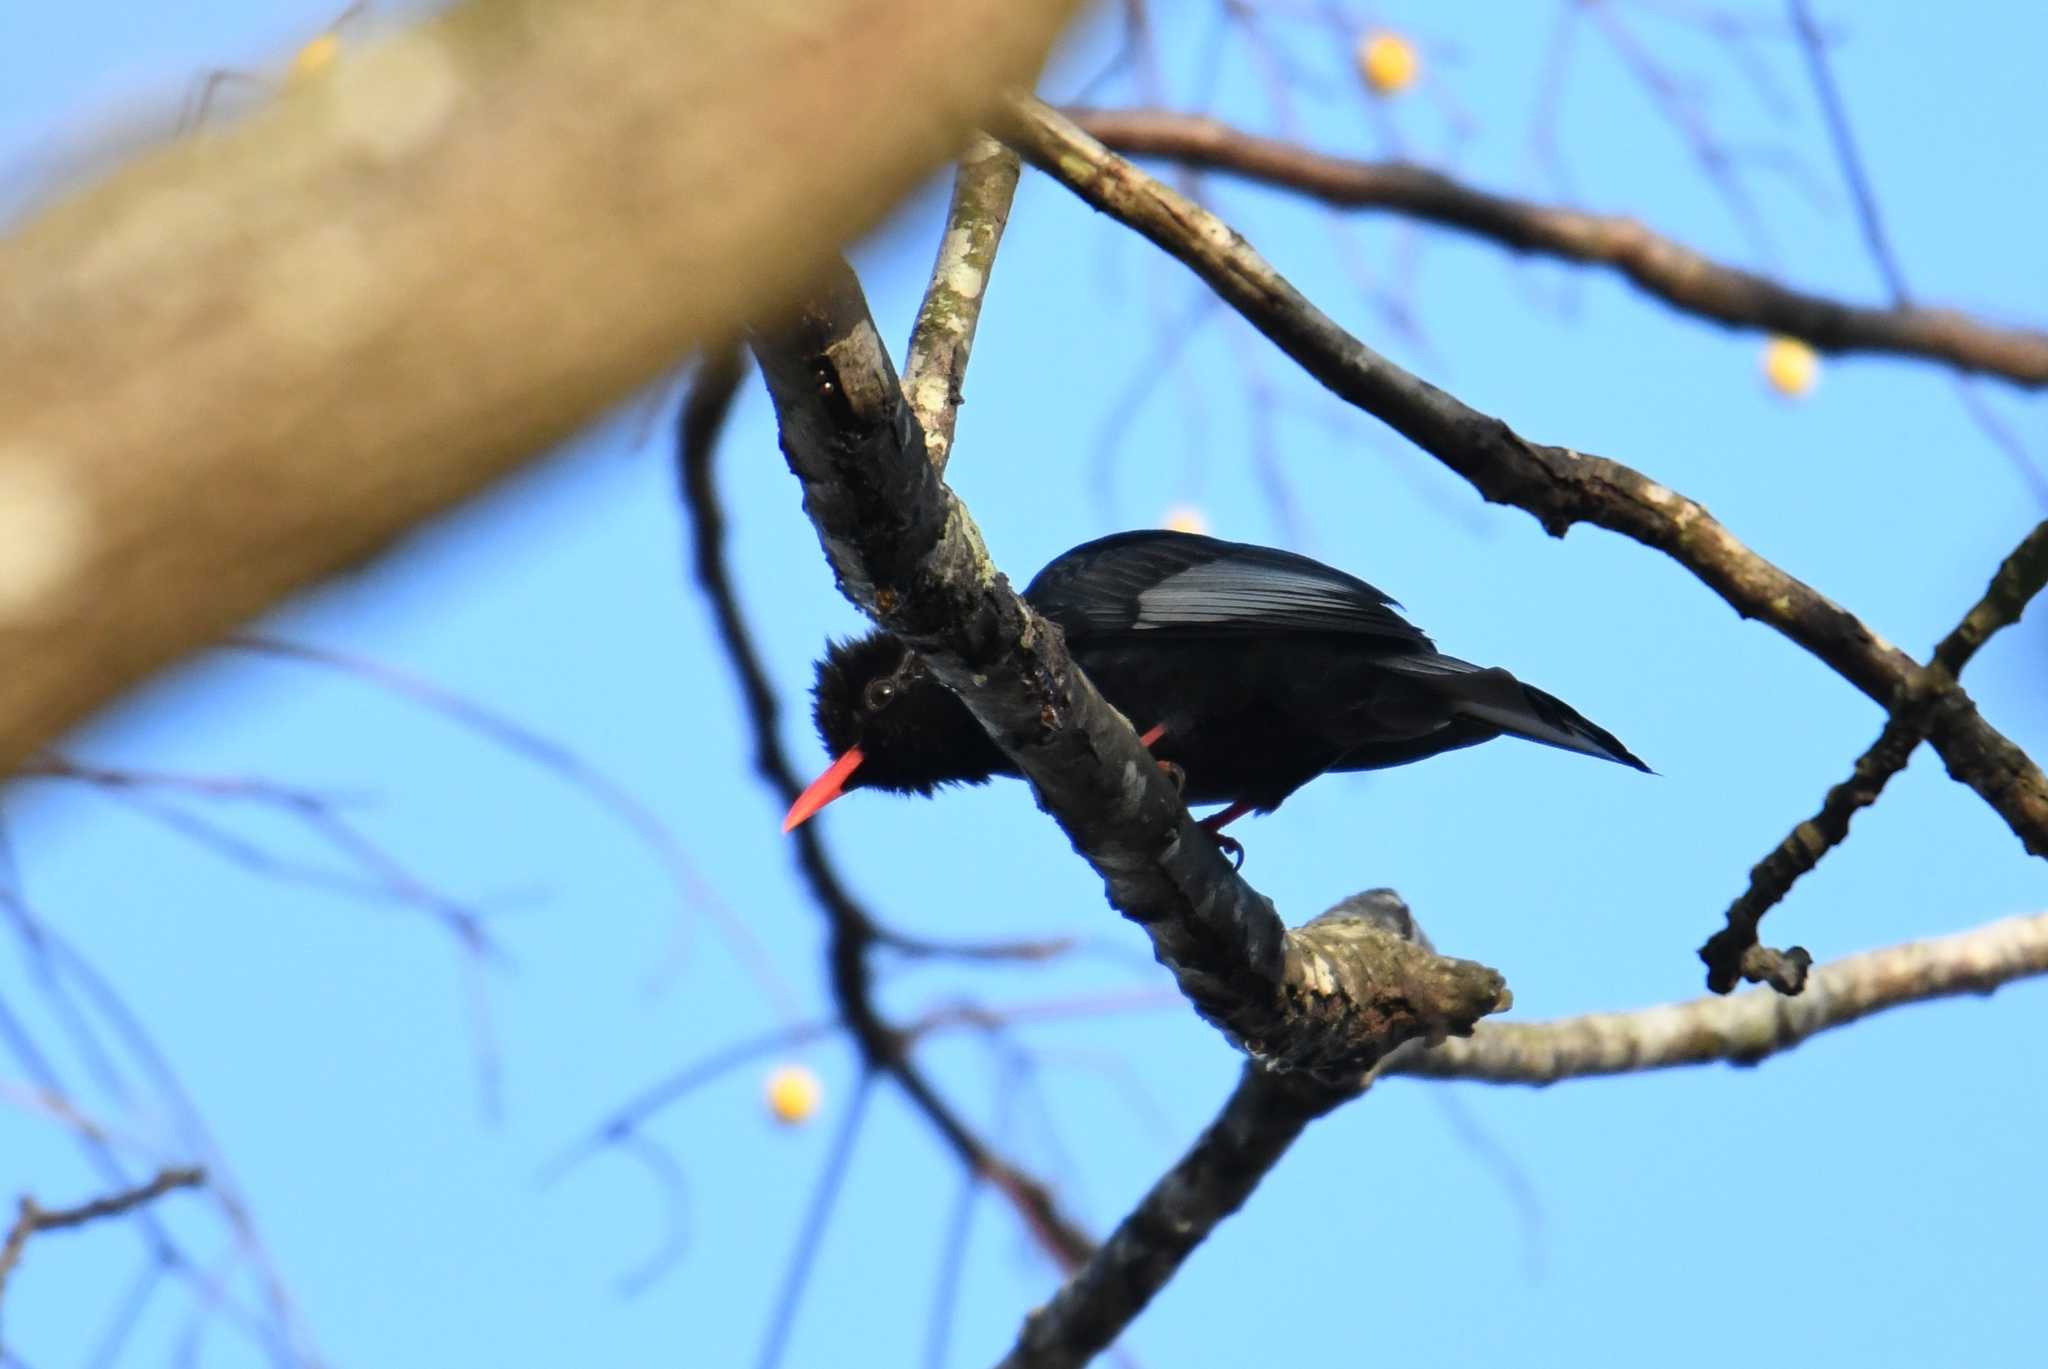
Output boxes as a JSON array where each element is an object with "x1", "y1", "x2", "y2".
[
  {"x1": 0, "y1": 1166, "x2": 205, "y2": 1314},
  {"x1": 999, "y1": 98, "x2": 2048, "y2": 869},
  {"x1": 993, "y1": 889, "x2": 1441, "y2": 1369},
  {"x1": 676, "y1": 350, "x2": 1094, "y2": 1271},
  {"x1": 1702, "y1": 520, "x2": 2048, "y2": 992},
  {"x1": 996, "y1": 1062, "x2": 1347, "y2": 1369},
  {"x1": 1785, "y1": 0, "x2": 1908, "y2": 303},
  {"x1": 749, "y1": 262, "x2": 1510, "y2": 1080},
  {"x1": 1065, "y1": 108, "x2": 2048, "y2": 386},
  {"x1": 0, "y1": 0, "x2": 1086, "y2": 779},
  {"x1": 1394, "y1": 907, "x2": 2048, "y2": 1083},
  {"x1": 904, "y1": 134, "x2": 1024, "y2": 475}
]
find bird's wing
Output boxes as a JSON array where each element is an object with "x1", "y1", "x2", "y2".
[{"x1": 1023, "y1": 530, "x2": 1431, "y2": 646}]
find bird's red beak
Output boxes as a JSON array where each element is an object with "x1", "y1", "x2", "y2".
[{"x1": 782, "y1": 747, "x2": 865, "y2": 832}]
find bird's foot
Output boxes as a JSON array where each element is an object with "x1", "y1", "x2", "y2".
[
  {"x1": 1155, "y1": 759, "x2": 1187, "y2": 794},
  {"x1": 1198, "y1": 799, "x2": 1253, "y2": 870},
  {"x1": 1211, "y1": 831, "x2": 1244, "y2": 869}
]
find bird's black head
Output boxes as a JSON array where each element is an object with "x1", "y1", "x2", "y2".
[{"x1": 784, "y1": 631, "x2": 1009, "y2": 830}]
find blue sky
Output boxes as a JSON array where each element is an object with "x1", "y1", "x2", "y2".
[{"x1": 3, "y1": 3, "x2": 2044, "y2": 1367}]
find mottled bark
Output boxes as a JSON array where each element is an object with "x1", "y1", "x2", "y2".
[
  {"x1": 1395, "y1": 908, "x2": 2048, "y2": 1083},
  {"x1": 904, "y1": 134, "x2": 1023, "y2": 474}
]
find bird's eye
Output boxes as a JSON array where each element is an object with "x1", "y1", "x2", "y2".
[{"x1": 863, "y1": 678, "x2": 898, "y2": 713}]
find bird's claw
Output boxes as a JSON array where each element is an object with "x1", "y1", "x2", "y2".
[
  {"x1": 1155, "y1": 759, "x2": 1187, "y2": 795},
  {"x1": 1211, "y1": 831, "x2": 1244, "y2": 869}
]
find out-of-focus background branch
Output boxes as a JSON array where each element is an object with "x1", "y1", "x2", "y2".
[{"x1": 0, "y1": 0, "x2": 1080, "y2": 775}]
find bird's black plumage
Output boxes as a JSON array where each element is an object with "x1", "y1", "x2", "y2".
[{"x1": 789, "y1": 530, "x2": 1647, "y2": 833}]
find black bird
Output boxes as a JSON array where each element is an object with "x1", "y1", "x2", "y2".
[{"x1": 783, "y1": 530, "x2": 1647, "y2": 838}]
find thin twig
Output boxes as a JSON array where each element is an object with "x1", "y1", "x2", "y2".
[
  {"x1": 1786, "y1": 0, "x2": 1906, "y2": 301},
  {"x1": 1702, "y1": 520, "x2": 2048, "y2": 991},
  {"x1": 756, "y1": 1070, "x2": 875, "y2": 1369},
  {"x1": 223, "y1": 635, "x2": 794, "y2": 1018},
  {"x1": 1395, "y1": 907, "x2": 2048, "y2": 1083},
  {"x1": 1065, "y1": 108, "x2": 2048, "y2": 385},
  {"x1": 1780, "y1": 1, "x2": 2048, "y2": 497},
  {"x1": 0, "y1": 1167, "x2": 205, "y2": 1312},
  {"x1": 923, "y1": 1171, "x2": 980, "y2": 1369}
]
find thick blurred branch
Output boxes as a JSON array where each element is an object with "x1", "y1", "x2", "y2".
[
  {"x1": 1394, "y1": 908, "x2": 2048, "y2": 1083},
  {"x1": 1068, "y1": 109, "x2": 2048, "y2": 385},
  {"x1": 1703, "y1": 520, "x2": 2048, "y2": 992},
  {"x1": 750, "y1": 262, "x2": 1509, "y2": 1079},
  {"x1": 0, "y1": 0, "x2": 1083, "y2": 776},
  {"x1": 1001, "y1": 99, "x2": 2048, "y2": 872}
]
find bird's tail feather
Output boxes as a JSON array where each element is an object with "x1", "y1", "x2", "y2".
[{"x1": 1393, "y1": 655, "x2": 1650, "y2": 771}]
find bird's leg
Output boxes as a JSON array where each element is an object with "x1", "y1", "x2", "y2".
[
  {"x1": 1139, "y1": 722, "x2": 1235, "y2": 863},
  {"x1": 1137, "y1": 723, "x2": 1186, "y2": 791},
  {"x1": 1201, "y1": 801, "x2": 1254, "y2": 833},
  {"x1": 1199, "y1": 801, "x2": 1253, "y2": 869}
]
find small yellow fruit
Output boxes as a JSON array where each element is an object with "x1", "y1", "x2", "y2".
[
  {"x1": 1161, "y1": 505, "x2": 1209, "y2": 535},
  {"x1": 285, "y1": 32, "x2": 343, "y2": 86},
  {"x1": 1762, "y1": 336, "x2": 1820, "y2": 398},
  {"x1": 764, "y1": 1064, "x2": 822, "y2": 1126},
  {"x1": 1358, "y1": 31, "x2": 1420, "y2": 96}
]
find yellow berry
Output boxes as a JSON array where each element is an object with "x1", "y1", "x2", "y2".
[
  {"x1": 764, "y1": 1064, "x2": 822, "y2": 1125},
  {"x1": 286, "y1": 32, "x2": 343, "y2": 86},
  {"x1": 1762, "y1": 336, "x2": 1820, "y2": 398},
  {"x1": 1358, "y1": 32, "x2": 1420, "y2": 95},
  {"x1": 1161, "y1": 505, "x2": 1209, "y2": 535}
]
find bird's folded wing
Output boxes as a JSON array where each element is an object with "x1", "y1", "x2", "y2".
[{"x1": 1023, "y1": 530, "x2": 1431, "y2": 646}]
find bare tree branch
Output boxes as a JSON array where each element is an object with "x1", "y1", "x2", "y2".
[
  {"x1": 993, "y1": 891, "x2": 1451, "y2": 1369},
  {"x1": 758, "y1": 1071, "x2": 875, "y2": 1369},
  {"x1": 0, "y1": 1167, "x2": 205, "y2": 1317},
  {"x1": 749, "y1": 261, "x2": 1511, "y2": 1079},
  {"x1": 1703, "y1": 520, "x2": 2048, "y2": 991},
  {"x1": 1064, "y1": 108, "x2": 2048, "y2": 385},
  {"x1": 1785, "y1": 0, "x2": 1907, "y2": 302},
  {"x1": 1395, "y1": 907, "x2": 2048, "y2": 1083},
  {"x1": 676, "y1": 352, "x2": 1096, "y2": 1271},
  {"x1": 998, "y1": 902, "x2": 2048, "y2": 1369},
  {"x1": 999, "y1": 98, "x2": 2048, "y2": 872},
  {"x1": 0, "y1": 0, "x2": 1084, "y2": 776},
  {"x1": 905, "y1": 134, "x2": 1024, "y2": 475},
  {"x1": 996, "y1": 1063, "x2": 1346, "y2": 1369}
]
